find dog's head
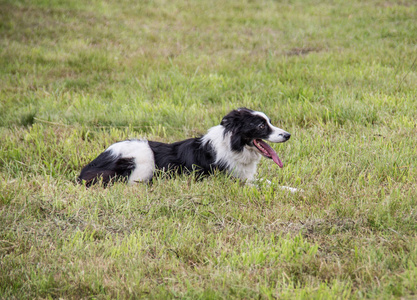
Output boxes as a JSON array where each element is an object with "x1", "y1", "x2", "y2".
[{"x1": 220, "y1": 108, "x2": 290, "y2": 167}]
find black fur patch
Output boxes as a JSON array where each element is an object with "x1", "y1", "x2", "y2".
[
  {"x1": 78, "y1": 150, "x2": 136, "y2": 187},
  {"x1": 148, "y1": 138, "x2": 222, "y2": 177}
]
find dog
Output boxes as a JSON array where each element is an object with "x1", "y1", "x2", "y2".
[{"x1": 78, "y1": 108, "x2": 292, "y2": 188}]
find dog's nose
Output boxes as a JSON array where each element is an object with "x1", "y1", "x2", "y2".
[{"x1": 282, "y1": 133, "x2": 291, "y2": 140}]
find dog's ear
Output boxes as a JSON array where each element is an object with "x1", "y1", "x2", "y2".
[
  {"x1": 230, "y1": 132, "x2": 244, "y2": 152},
  {"x1": 220, "y1": 115, "x2": 230, "y2": 126},
  {"x1": 221, "y1": 108, "x2": 246, "y2": 127},
  {"x1": 221, "y1": 108, "x2": 253, "y2": 151}
]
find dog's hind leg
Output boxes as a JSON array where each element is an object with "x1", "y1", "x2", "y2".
[{"x1": 128, "y1": 147, "x2": 155, "y2": 184}]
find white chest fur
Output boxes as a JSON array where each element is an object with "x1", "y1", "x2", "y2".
[{"x1": 202, "y1": 125, "x2": 262, "y2": 181}]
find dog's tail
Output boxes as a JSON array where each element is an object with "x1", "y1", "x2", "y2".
[{"x1": 77, "y1": 150, "x2": 135, "y2": 187}]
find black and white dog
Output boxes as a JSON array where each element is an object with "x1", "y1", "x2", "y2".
[{"x1": 78, "y1": 108, "x2": 293, "y2": 188}]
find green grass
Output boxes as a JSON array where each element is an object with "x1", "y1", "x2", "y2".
[{"x1": 1, "y1": 0, "x2": 417, "y2": 298}]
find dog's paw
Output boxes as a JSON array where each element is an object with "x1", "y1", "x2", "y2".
[
  {"x1": 278, "y1": 185, "x2": 303, "y2": 193},
  {"x1": 251, "y1": 179, "x2": 303, "y2": 193}
]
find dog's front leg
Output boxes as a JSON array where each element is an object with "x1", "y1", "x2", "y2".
[{"x1": 251, "y1": 178, "x2": 302, "y2": 193}]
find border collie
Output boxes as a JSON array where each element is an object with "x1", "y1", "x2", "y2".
[{"x1": 78, "y1": 108, "x2": 291, "y2": 187}]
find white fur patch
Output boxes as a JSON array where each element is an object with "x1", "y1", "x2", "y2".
[
  {"x1": 107, "y1": 140, "x2": 155, "y2": 183},
  {"x1": 252, "y1": 179, "x2": 303, "y2": 193},
  {"x1": 202, "y1": 125, "x2": 261, "y2": 181}
]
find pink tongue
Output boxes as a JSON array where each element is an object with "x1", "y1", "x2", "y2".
[{"x1": 256, "y1": 139, "x2": 284, "y2": 168}]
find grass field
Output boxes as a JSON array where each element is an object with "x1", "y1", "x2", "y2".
[{"x1": 1, "y1": 0, "x2": 417, "y2": 298}]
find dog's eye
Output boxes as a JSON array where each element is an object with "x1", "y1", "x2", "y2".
[{"x1": 258, "y1": 123, "x2": 266, "y2": 130}]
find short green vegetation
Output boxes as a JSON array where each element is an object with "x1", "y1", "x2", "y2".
[{"x1": 1, "y1": 0, "x2": 416, "y2": 298}]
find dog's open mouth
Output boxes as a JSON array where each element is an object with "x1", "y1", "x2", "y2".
[{"x1": 253, "y1": 139, "x2": 283, "y2": 168}]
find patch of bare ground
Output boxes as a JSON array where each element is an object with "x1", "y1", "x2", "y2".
[{"x1": 287, "y1": 47, "x2": 323, "y2": 56}]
